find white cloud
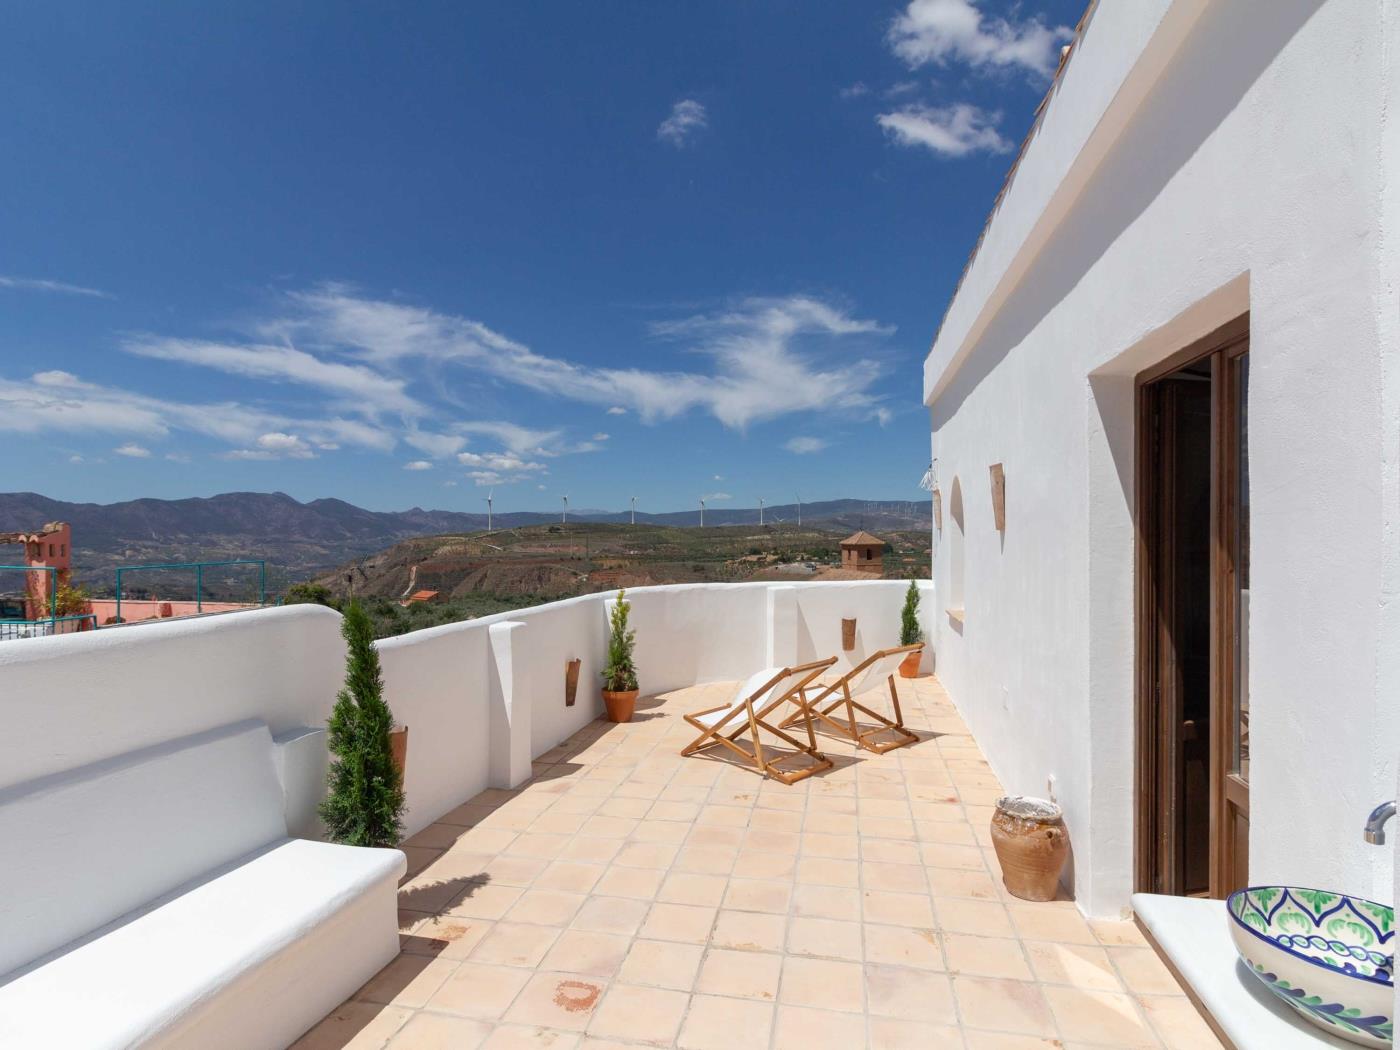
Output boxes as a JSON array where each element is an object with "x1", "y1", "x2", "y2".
[
  {"x1": 839, "y1": 82, "x2": 870, "y2": 99},
  {"x1": 784, "y1": 436, "x2": 830, "y2": 454},
  {"x1": 114, "y1": 442, "x2": 151, "y2": 458},
  {"x1": 457, "y1": 447, "x2": 548, "y2": 485},
  {"x1": 403, "y1": 429, "x2": 465, "y2": 458},
  {"x1": 0, "y1": 275, "x2": 114, "y2": 299},
  {"x1": 657, "y1": 99, "x2": 708, "y2": 147},
  {"x1": 877, "y1": 103, "x2": 1011, "y2": 157},
  {"x1": 403, "y1": 460, "x2": 432, "y2": 471},
  {"x1": 68, "y1": 454, "x2": 83, "y2": 464},
  {"x1": 887, "y1": 0, "x2": 1072, "y2": 80},
  {"x1": 606, "y1": 406, "x2": 627, "y2": 415},
  {"x1": 592, "y1": 432, "x2": 609, "y2": 442},
  {"x1": 165, "y1": 452, "x2": 191, "y2": 463},
  {"x1": 225, "y1": 431, "x2": 317, "y2": 461},
  {"x1": 712, "y1": 474, "x2": 724, "y2": 481}
]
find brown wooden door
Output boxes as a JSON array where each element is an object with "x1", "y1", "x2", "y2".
[
  {"x1": 1136, "y1": 320, "x2": 1250, "y2": 899},
  {"x1": 1211, "y1": 348, "x2": 1250, "y2": 897}
]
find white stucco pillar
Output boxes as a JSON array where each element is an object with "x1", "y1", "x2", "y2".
[
  {"x1": 487, "y1": 621, "x2": 531, "y2": 789},
  {"x1": 765, "y1": 585, "x2": 798, "y2": 668}
]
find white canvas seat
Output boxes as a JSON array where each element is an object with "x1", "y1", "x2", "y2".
[
  {"x1": 0, "y1": 719, "x2": 405, "y2": 1050},
  {"x1": 782, "y1": 644, "x2": 922, "y2": 754},
  {"x1": 680, "y1": 658, "x2": 837, "y2": 784}
]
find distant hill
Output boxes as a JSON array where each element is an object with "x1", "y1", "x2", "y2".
[{"x1": 0, "y1": 491, "x2": 930, "y2": 593}]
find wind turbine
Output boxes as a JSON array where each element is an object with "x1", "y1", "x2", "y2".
[
  {"x1": 484, "y1": 489, "x2": 493, "y2": 531},
  {"x1": 699, "y1": 498, "x2": 705, "y2": 528},
  {"x1": 630, "y1": 496, "x2": 637, "y2": 526},
  {"x1": 562, "y1": 495, "x2": 569, "y2": 524},
  {"x1": 796, "y1": 493, "x2": 802, "y2": 527},
  {"x1": 759, "y1": 497, "x2": 765, "y2": 526}
]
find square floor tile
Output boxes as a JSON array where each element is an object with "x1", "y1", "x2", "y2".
[
  {"x1": 695, "y1": 947, "x2": 783, "y2": 1000},
  {"x1": 587, "y1": 984, "x2": 690, "y2": 1044},
  {"x1": 778, "y1": 956, "x2": 864, "y2": 1013},
  {"x1": 618, "y1": 938, "x2": 705, "y2": 991},
  {"x1": 677, "y1": 994, "x2": 774, "y2": 1050}
]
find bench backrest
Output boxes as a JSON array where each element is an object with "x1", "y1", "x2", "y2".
[{"x1": 0, "y1": 719, "x2": 287, "y2": 978}]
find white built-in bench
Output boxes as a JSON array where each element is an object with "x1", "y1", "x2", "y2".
[{"x1": 0, "y1": 719, "x2": 405, "y2": 1049}]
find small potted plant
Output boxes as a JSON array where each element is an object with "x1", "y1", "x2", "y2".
[
  {"x1": 898, "y1": 579, "x2": 923, "y2": 678},
  {"x1": 601, "y1": 589, "x2": 639, "y2": 723},
  {"x1": 320, "y1": 599, "x2": 405, "y2": 847}
]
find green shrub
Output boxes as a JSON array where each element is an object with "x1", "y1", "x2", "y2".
[
  {"x1": 319, "y1": 600, "x2": 405, "y2": 847},
  {"x1": 900, "y1": 579, "x2": 922, "y2": 647},
  {"x1": 601, "y1": 589, "x2": 639, "y2": 692},
  {"x1": 284, "y1": 582, "x2": 338, "y2": 608}
]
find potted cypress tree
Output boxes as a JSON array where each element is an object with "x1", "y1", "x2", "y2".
[
  {"x1": 319, "y1": 599, "x2": 405, "y2": 847},
  {"x1": 898, "y1": 579, "x2": 923, "y2": 678},
  {"x1": 601, "y1": 589, "x2": 639, "y2": 723}
]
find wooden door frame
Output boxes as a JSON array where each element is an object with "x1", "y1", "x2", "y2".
[{"x1": 1134, "y1": 315, "x2": 1249, "y2": 897}]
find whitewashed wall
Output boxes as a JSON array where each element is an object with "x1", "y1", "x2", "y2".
[
  {"x1": 924, "y1": 0, "x2": 1397, "y2": 916},
  {"x1": 0, "y1": 580, "x2": 926, "y2": 839}
]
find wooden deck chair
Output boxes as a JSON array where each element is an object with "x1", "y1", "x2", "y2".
[
  {"x1": 782, "y1": 644, "x2": 922, "y2": 754},
  {"x1": 680, "y1": 657, "x2": 838, "y2": 784}
]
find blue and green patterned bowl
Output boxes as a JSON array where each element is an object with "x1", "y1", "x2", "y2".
[{"x1": 1228, "y1": 886, "x2": 1394, "y2": 1047}]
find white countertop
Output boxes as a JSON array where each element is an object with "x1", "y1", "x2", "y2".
[{"x1": 1131, "y1": 893, "x2": 1358, "y2": 1049}]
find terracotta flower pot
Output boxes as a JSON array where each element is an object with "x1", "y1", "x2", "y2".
[
  {"x1": 389, "y1": 725, "x2": 408, "y2": 778},
  {"x1": 990, "y1": 795, "x2": 1068, "y2": 902},
  {"x1": 898, "y1": 650, "x2": 922, "y2": 678},
  {"x1": 602, "y1": 688, "x2": 638, "y2": 723}
]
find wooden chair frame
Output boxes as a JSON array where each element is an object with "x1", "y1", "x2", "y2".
[
  {"x1": 680, "y1": 657, "x2": 837, "y2": 784},
  {"x1": 783, "y1": 644, "x2": 922, "y2": 754}
]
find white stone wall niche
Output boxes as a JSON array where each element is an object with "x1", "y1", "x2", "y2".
[{"x1": 271, "y1": 726, "x2": 328, "y2": 840}]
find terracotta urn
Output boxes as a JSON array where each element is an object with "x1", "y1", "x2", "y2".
[
  {"x1": 389, "y1": 725, "x2": 408, "y2": 778},
  {"x1": 990, "y1": 795, "x2": 1069, "y2": 902},
  {"x1": 898, "y1": 650, "x2": 922, "y2": 678},
  {"x1": 602, "y1": 688, "x2": 638, "y2": 723}
]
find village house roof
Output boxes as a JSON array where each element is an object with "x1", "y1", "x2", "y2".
[{"x1": 840, "y1": 531, "x2": 885, "y2": 547}]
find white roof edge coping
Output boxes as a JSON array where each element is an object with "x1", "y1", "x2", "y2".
[
  {"x1": 1130, "y1": 893, "x2": 1357, "y2": 1049},
  {"x1": 924, "y1": 0, "x2": 1214, "y2": 408}
]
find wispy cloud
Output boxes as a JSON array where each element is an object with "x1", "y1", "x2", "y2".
[
  {"x1": 702, "y1": 491, "x2": 732, "y2": 502},
  {"x1": 657, "y1": 99, "x2": 708, "y2": 147},
  {"x1": 9, "y1": 283, "x2": 896, "y2": 481},
  {"x1": 286, "y1": 286, "x2": 894, "y2": 431},
  {"x1": 877, "y1": 103, "x2": 1011, "y2": 157},
  {"x1": 784, "y1": 436, "x2": 830, "y2": 454},
  {"x1": 887, "y1": 0, "x2": 1072, "y2": 80},
  {"x1": 839, "y1": 82, "x2": 871, "y2": 99},
  {"x1": 123, "y1": 337, "x2": 422, "y2": 417},
  {"x1": 114, "y1": 442, "x2": 151, "y2": 458},
  {"x1": 0, "y1": 275, "x2": 114, "y2": 299},
  {"x1": 403, "y1": 460, "x2": 432, "y2": 471},
  {"x1": 0, "y1": 369, "x2": 390, "y2": 453}
]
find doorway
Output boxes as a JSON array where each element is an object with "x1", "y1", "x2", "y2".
[{"x1": 1135, "y1": 318, "x2": 1250, "y2": 899}]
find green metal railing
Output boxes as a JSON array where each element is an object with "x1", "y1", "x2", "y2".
[
  {"x1": 114, "y1": 559, "x2": 267, "y2": 624},
  {"x1": 0, "y1": 613, "x2": 97, "y2": 641}
]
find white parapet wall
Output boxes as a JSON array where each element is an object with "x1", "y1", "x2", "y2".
[{"x1": 0, "y1": 579, "x2": 931, "y2": 840}]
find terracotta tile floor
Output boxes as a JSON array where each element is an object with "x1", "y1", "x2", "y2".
[{"x1": 295, "y1": 676, "x2": 1221, "y2": 1050}]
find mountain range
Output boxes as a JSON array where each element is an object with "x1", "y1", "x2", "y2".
[{"x1": 0, "y1": 491, "x2": 931, "y2": 588}]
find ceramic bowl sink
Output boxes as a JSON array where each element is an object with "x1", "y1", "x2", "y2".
[{"x1": 1227, "y1": 886, "x2": 1394, "y2": 1047}]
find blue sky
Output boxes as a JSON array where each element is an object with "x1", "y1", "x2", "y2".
[{"x1": 1, "y1": 1, "x2": 1079, "y2": 513}]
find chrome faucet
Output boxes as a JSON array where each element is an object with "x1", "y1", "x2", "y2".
[{"x1": 1364, "y1": 801, "x2": 1396, "y2": 845}]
